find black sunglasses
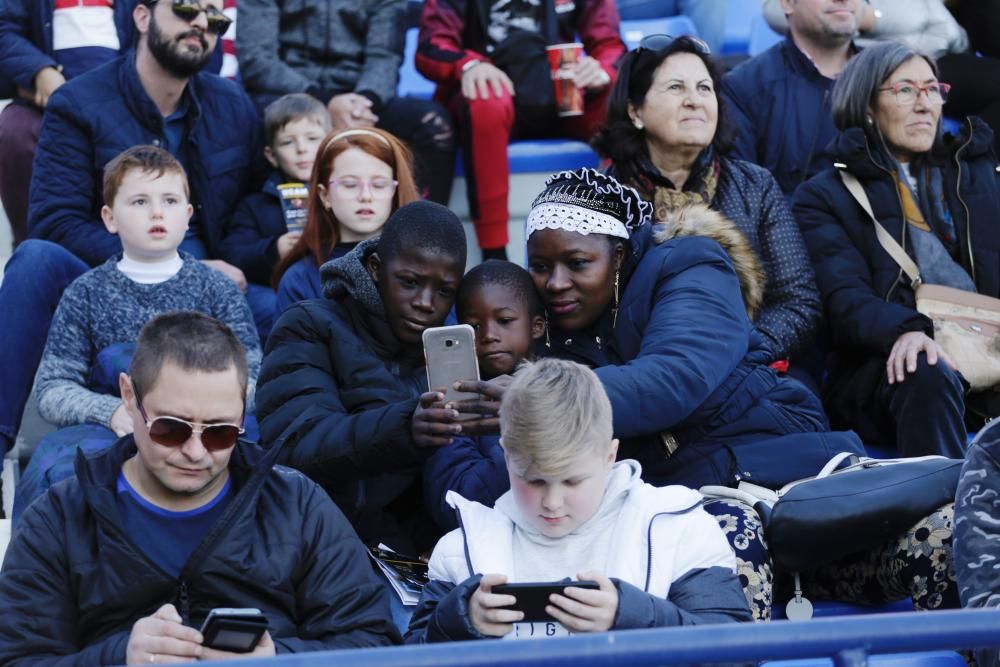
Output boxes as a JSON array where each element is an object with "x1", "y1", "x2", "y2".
[
  {"x1": 636, "y1": 33, "x2": 712, "y2": 56},
  {"x1": 147, "y1": 0, "x2": 232, "y2": 36},
  {"x1": 132, "y1": 380, "x2": 244, "y2": 450}
]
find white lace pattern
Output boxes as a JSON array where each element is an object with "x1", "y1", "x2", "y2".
[{"x1": 525, "y1": 203, "x2": 629, "y2": 239}]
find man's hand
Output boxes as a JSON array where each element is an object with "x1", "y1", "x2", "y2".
[
  {"x1": 199, "y1": 631, "x2": 276, "y2": 661},
  {"x1": 886, "y1": 330, "x2": 956, "y2": 384},
  {"x1": 412, "y1": 389, "x2": 461, "y2": 447},
  {"x1": 545, "y1": 571, "x2": 619, "y2": 633},
  {"x1": 276, "y1": 231, "x2": 302, "y2": 260},
  {"x1": 469, "y1": 574, "x2": 522, "y2": 637},
  {"x1": 326, "y1": 93, "x2": 378, "y2": 130},
  {"x1": 201, "y1": 259, "x2": 248, "y2": 293},
  {"x1": 461, "y1": 62, "x2": 515, "y2": 100},
  {"x1": 31, "y1": 66, "x2": 66, "y2": 108},
  {"x1": 110, "y1": 402, "x2": 135, "y2": 437},
  {"x1": 570, "y1": 57, "x2": 610, "y2": 92},
  {"x1": 125, "y1": 604, "x2": 203, "y2": 665}
]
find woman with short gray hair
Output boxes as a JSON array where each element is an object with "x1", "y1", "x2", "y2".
[{"x1": 793, "y1": 41, "x2": 1000, "y2": 459}]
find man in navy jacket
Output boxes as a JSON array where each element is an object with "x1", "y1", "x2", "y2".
[
  {"x1": 0, "y1": 0, "x2": 263, "y2": 461},
  {"x1": 0, "y1": 312, "x2": 399, "y2": 665},
  {"x1": 722, "y1": 0, "x2": 863, "y2": 198}
]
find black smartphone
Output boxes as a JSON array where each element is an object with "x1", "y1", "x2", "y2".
[
  {"x1": 492, "y1": 580, "x2": 600, "y2": 623},
  {"x1": 199, "y1": 608, "x2": 269, "y2": 653}
]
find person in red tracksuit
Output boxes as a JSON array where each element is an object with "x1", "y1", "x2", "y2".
[{"x1": 416, "y1": 0, "x2": 625, "y2": 260}]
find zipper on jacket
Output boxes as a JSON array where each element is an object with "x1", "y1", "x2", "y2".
[
  {"x1": 953, "y1": 118, "x2": 976, "y2": 283},
  {"x1": 178, "y1": 581, "x2": 191, "y2": 623},
  {"x1": 643, "y1": 504, "x2": 700, "y2": 593}
]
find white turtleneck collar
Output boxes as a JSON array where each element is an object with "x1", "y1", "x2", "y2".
[{"x1": 117, "y1": 251, "x2": 184, "y2": 285}]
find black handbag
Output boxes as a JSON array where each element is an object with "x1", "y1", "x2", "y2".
[{"x1": 702, "y1": 452, "x2": 963, "y2": 573}]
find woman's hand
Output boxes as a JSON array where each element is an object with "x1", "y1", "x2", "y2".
[
  {"x1": 571, "y1": 57, "x2": 611, "y2": 92},
  {"x1": 412, "y1": 389, "x2": 461, "y2": 447},
  {"x1": 446, "y1": 376, "x2": 512, "y2": 436},
  {"x1": 461, "y1": 62, "x2": 515, "y2": 100},
  {"x1": 545, "y1": 571, "x2": 619, "y2": 633},
  {"x1": 469, "y1": 574, "x2": 522, "y2": 637},
  {"x1": 276, "y1": 231, "x2": 302, "y2": 259},
  {"x1": 886, "y1": 331, "x2": 956, "y2": 384}
]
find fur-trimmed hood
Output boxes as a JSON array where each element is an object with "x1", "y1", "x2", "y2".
[{"x1": 652, "y1": 204, "x2": 766, "y2": 320}]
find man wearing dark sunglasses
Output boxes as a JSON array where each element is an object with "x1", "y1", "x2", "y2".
[
  {"x1": 0, "y1": 312, "x2": 400, "y2": 663},
  {"x1": 0, "y1": 0, "x2": 269, "y2": 472}
]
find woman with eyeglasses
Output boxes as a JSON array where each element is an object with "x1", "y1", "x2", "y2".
[
  {"x1": 593, "y1": 35, "x2": 822, "y2": 378},
  {"x1": 794, "y1": 42, "x2": 1000, "y2": 459},
  {"x1": 273, "y1": 127, "x2": 420, "y2": 314}
]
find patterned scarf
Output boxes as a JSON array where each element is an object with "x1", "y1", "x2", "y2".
[{"x1": 629, "y1": 151, "x2": 721, "y2": 221}]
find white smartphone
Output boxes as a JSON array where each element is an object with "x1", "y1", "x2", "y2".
[{"x1": 423, "y1": 324, "x2": 480, "y2": 419}]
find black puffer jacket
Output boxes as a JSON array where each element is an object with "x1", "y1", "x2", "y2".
[
  {"x1": 0, "y1": 436, "x2": 399, "y2": 666},
  {"x1": 255, "y1": 239, "x2": 433, "y2": 544}
]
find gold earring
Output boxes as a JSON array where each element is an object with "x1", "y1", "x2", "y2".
[{"x1": 612, "y1": 270, "x2": 621, "y2": 329}]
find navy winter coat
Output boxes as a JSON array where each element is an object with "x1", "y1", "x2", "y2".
[
  {"x1": 0, "y1": 0, "x2": 136, "y2": 90},
  {"x1": 793, "y1": 118, "x2": 1000, "y2": 399},
  {"x1": 256, "y1": 240, "x2": 436, "y2": 546},
  {"x1": 546, "y1": 224, "x2": 863, "y2": 489},
  {"x1": 221, "y1": 171, "x2": 289, "y2": 285},
  {"x1": 722, "y1": 36, "x2": 846, "y2": 198},
  {"x1": 422, "y1": 434, "x2": 507, "y2": 531},
  {"x1": 0, "y1": 436, "x2": 400, "y2": 665},
  {"x1": 27, "y1": 50, "x2": 264, "y2": 267}
]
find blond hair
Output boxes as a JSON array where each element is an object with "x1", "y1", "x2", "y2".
[{"x1": 499, "y1": 358, "x2": 613, "y2": 476}]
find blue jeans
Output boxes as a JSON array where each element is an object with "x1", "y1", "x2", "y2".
[
  {"x1": 616, "y1": 0, "x2": 728, "y2": 54},
  {"x1": 0, "y1": 240, "x2": 88, "y2": 455}
]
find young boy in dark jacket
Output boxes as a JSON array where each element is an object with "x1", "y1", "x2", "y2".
[
  {"x1": 256, "y1": 200, "x2": 467, "y2": 554},
  {"x1": 0, "y1": 312, "x2": 398, "y2": 665},
  {"x1": 422, "y1": 260, "x2": 544, "y2": 531},
  {"x1": 220, "y1": 93, "x2": 331, "y2": 290},
  {"x1": 406, "y1": 358, "x2": 751, "y2": 643}
]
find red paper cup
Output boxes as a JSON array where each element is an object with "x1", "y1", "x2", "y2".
[{"x1": 546, "y1": 42, "x2": 584, "y2": 117}]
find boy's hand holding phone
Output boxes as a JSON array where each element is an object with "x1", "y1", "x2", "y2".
[
  {"x1": 470, "y1": 574, "x2": 523, "y2": 637},
  {"x1": 545, "y1": 571, "x2": 619, "y2": 633},
  {"x1": 446, "y1": 376, "x2": 511, "y2": 436},
  {"x1": 412, "y1": 389, "x2": 462, "y2": 447}
]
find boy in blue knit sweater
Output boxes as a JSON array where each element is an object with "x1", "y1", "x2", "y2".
[{"x1": 16, "y1": 146, "x2": 261, "y2": 520}]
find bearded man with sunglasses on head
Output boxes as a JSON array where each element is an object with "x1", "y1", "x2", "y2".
[
  {"x1": 0, "y1": 0, "x2": 270, "y2": 474},
  {"x1": 0, "y1": 312, "x2": 400, "y2": 665}
]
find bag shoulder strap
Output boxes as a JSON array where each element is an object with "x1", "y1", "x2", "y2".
[{"x1": 837, "y1": 168, "x2": 922, "y2": 289}]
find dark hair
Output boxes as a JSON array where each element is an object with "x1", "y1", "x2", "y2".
[
  {"x1": 457, "y1": 260, "x2": 543, "y2": 319},
  {"x1": 831, "y1": 42, "x2": 945, "y2": 155},
  {"x1": 592, "y1": 35, "x2": 735, "y2": 187},
  {"x1": 130, "y1": 312, "x2": 249, "y2": 399},
  {"x1": 262, "y1": 93, "x2": 330, "y2": 147},
  {"x1": 378, "y1": 200, "x2": 467, "y2": 267},
  {"x1": 272, "y1": 127, "x2": 421, "y2": 287},
  {"x1": 103, "y1": 145, "x2": 188, "y2": 206}
]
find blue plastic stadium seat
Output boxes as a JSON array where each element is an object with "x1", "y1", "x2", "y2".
[
  {"x1": 617, "y1": 0, "x2": 669, "y2": 21},
  {"x1": 773, "y1": 598, "x2": 913, "y2": 621},
  {"x1": 942, "y1": 116, "x2": 963, "y2": 136},
  {"x1": 455, "y1": 139, "x2": 600, "y2": 177},
  {"x1": 721, "y1": 0, "x2": 764, "y2": 55},
  {"x1": 749, "y1": 9, "x2": 784, "y2": 56},
  {"x1": 397, "y1": 27, "x2": 436, "y2": 100},
  {"x1": 621, "y1": 16, "x2": 698, "y2": 51},
  {"x1": 766, "y1": 651, "x2": 966, "y2": 666}
]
